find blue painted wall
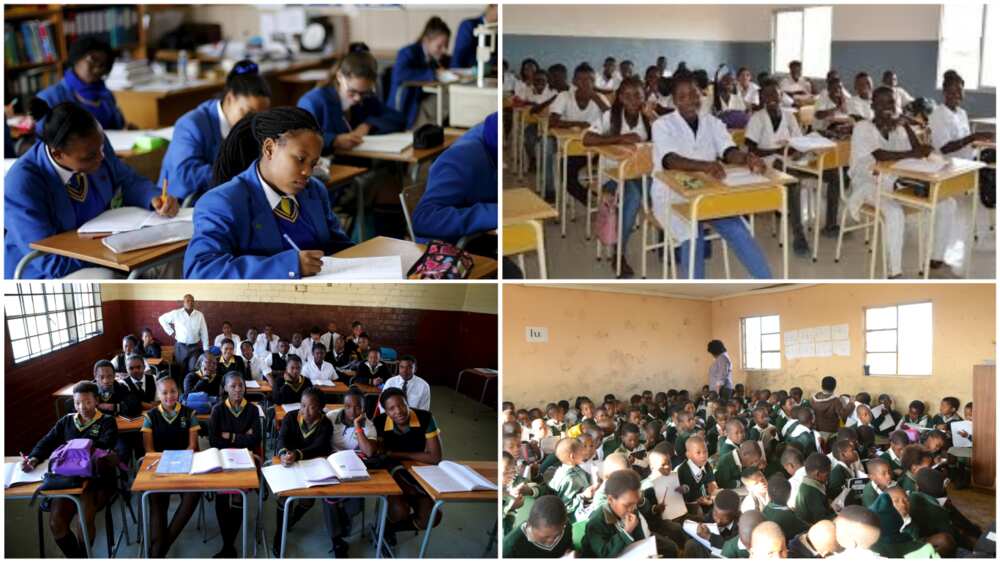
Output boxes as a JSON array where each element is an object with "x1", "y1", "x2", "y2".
[{"x1": 505, "y1": 34, "x2": 995, "y2": 117}]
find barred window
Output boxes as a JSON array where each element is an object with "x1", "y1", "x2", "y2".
[{"x1": 4, "y1": 283, "x2": 104, "y2": 364}]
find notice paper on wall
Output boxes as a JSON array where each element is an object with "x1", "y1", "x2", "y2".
[{"x1": 785, "y1": 324, "x2": 850, "y2": 359}]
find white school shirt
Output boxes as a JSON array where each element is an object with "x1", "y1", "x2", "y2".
[
  {"x1": 715, "y1": 91, "x2": 747, "y2": 112},
  {"x1": 382, "y1": 374, "x2": 431, "y2": 411},
  {"x1": 157, "y1": 308, "x2": 209, "y2": 348},
  {"x1": 588, "y1": 109, "x2": 650, "y2": 167},
  {"x1": 319, "y1": 331, "x2": 341, "y2": 352},
  {"x1": 745, "y1": 108, "x2": 803, "y2": 166},
  {"x1": 240, "y1": 354, "x2": 265, "y2": 380},
  {"x1": 550, "y1": 90, "x2": 604, "y2": 124},
  {"x1": 787, "y1": 465, "x2": 807, "y2": 508},
  {"x1": 254, "y1": 333, "x2": 280, "y2": 356},
  {"x1": 892, "y1": 86, "x2": 914, "y2": 115},
  {"x1": 213, "y1": 333, "x2": 242, "y2": 349},
  {"x1": 814, "y1": 94, "x2": 850, "y2": 131},
  {"x1": 525, "y1": 86, "x2": 556, "y2": 105},
  {"x1": 502, "y1": 70, "x2": 517, "y2": 93},
  {"x1": 328, "y1": 409, "x2": 377, "y2": 453},
  {"x1": 646, "y1": 89, "x2": 673, "y2": 109},
  {"x1": 651, "y1": 111, "x2": 737, "y2": 242},
  {"x1": 929, "y1": 104, "x2": 974, "y2": 160},
  {"x1": 513, "y1": 79, "x2": 532, "y2": 100},
  {"x1": 780, "y1": 75, "x2": 812, "y2": 96},
  {"x1": 303, "y1": 359, "x2": 337, "y2": 383},
  {"x1": 846, "y1": 120, "x2": 912, "y2": 218},
  {"x1": 816, "y1": 86, "x2": 852, "y2": 106},
  {"x1": 288, "y1": 342, "x2": 309, "y2": 360},
  {"x1": 738, "y1": 82, "x2": 760, "y2": 107},
  {"x1": 595, "y1": 71, "x2": 621, "y2": 91},
  {"x1": 846, "y1": 96, "x2": 875, "y2": 121}
]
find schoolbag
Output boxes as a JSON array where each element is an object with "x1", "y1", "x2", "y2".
[
  {"x1": 407, "y1": 240, "x2": 473, "y2": 280},
  {"x1": 594, "y1": 193, "x2": 618, "y2": 247},
  {"x1": 980, "y1": 149, "x2": 995, "y2": 209},
  {"x1": 184, "y1": 392, "x2": 215, "y2": 415},
  {"x1": 50, "y1": 438, "x2": 99, "y2": 478}
]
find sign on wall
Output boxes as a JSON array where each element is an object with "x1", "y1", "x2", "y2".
[{"x1": 526, "y1": 326, "x2": 548, "y2": 343}]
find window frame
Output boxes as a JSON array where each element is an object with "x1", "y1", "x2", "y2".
[
  {"x1": 863, "y1": 300, "x2": 933, "y2": 377},
  {"x1": 771, "y1": 6, "x2": 832, "y2": 80},
  {"x1": 740, "y1": 314, "x2": 782, "y2": 372},
  {"x1": 937, "y1": 4, "x2": 995, "y2": 93},
  {"x1": 4, "y1": 283, "x2": 104, "y2": 365}
]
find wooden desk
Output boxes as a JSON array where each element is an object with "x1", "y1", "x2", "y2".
[
  {"x1": 654, "y1": 167, "x2": 796, "y2": 278},
  {"x1": 326, "y1": 164, "x2": 368, "y2": 187},
  {"x1": 273, "y1": 404, "x2": 338, "y2": 426},
  {"x1": 970, "y1": 117, "x2": 996, "y2": 132},
  {"x1": 871, "y1": 158, "x2": 986, "y2": 278},
  {"x1": 117, "y1": 415, "x2": 145, "y2": 432},
  {"x1": 18, "y1": 230, "x2": 187, "y2": 280},
  {"x1": 268, "y1": 457, "x2": 401, "y2": 558},
  {"x1": 332, "y1": 236, "x2": 497, "y2": 279},
  {"x1": 403, "y1": 460, "x2": 497, "y2": 557},
  {"x1": 592, "y1": 143, "x2": 654, "y2": 277},
  {"x1": 5, "y1": 457, "x2": 93, "y2": 557},
  {"x1": 118, "y1": 145, "x2": 169, "y2": 184},
  {"x1": 133, "y1": 453, "x2": 259, "y2": 557},
  {"x1": 453, "y1": 368, "x2": 498, "y2": 420},
  {"x1": 335, "y1": 134, "x2": 459, "y2": 164},
  {"x1": 783, "y1": 139, "x2": 851, "y2": 262},
  {"x1": 277, "y1": 69, "x2": 330, "y2": 109},
  {"x1": 549, "y1": 127, "x2": 588, "y2": 237},
  {"x1": 503, "y1": 188, "x2": 557, "y2": 225},
  {"x1": 402, "y1": 78, "x2": 476, "y2": 126}
]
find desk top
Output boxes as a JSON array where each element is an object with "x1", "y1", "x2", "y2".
[
  {"x1": 4, "y1": 458, "x2": 87, "y2": 498},
  {"x1": 548, "y1": 127, "x2": 586, "y2": 141},
  {"x1": 970, "y1": 117, "x2": 996, "y2": 125},
  {"x1": 268, "y1": 457, "x2": 403, "y2": 497},
  {"x1": 874, "y1": 158, "x2": 986, "y2": 183},
  {"x1": 590, "y1": 143, "x2": 640, "y2": 161},
  {"x1": 132, "y1": 453, "x2": 260, "y2": 492},
  {"x1": 403, "y1": 460, "x2": 497, "y2": 502},
  {"x1": 326, "y1": 164, "x2": 368, "y2": 187},
  {"x1": 29, "y1": 230, "x2": 187, "y2": 273},
  {"x1": 503, "y1": 188, "x2": 558, "y2": 225},
  {"x1": 274, "y1": 404, "x2": 338, "y2": 424},
  {"x1": 655, "y1": 167, "x2": 797, "y2": 198},
  {"x1": 335, "y1": 134, "x2": 458, "y2": 163},
  {"x1": 459, "y1": 368, "x2": 498, "y2": 378},
  {"x1": 332, "y1": 236, "x2": 497, "y2": 279}
]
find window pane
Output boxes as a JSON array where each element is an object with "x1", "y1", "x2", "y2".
[
  {"x1": 8, "y1": 318, "x2": 25, "y2": 340},
  {"x1": 866, "y1": 329, "x2": 897, "y2": 353},
  {"x1": 761, "y1": 333, "x2": 781, "y2": 352},
  {"x1": 4, "y1": 295, "x2": 22, "y2": 316},
  {"x1": 983, "y1": 6, "x2": 994, "y2": 87},
  {"x1": 774, "y1": 11, "x2": 803, "y2": 73},
  {"x1": 866, "y1": 306, "x2": 897, "y2": 330},
  {"x1": 866, "y1": 352, "x2": 897, "y2": 375},
  {"x1": 744, "y1": 317, "x2": 762, "y2": 369},
  {"x1": 898, "y1": 302, "x2": 932, "y2": 375},
  {"x1": 761, "y1": 315, "x2": 780, "y2": 334},
  {"x1": 12, "y1": 340, "x2": 29, "y2": 361},
  {"x1": 802, "y1": 6, "x2": 832, "y2": 78},
  {"x1": 762, "y1": 352, "x2": 781, "y2": 370},
  {"x1": 939, "y1": 4, "x2": 984, "y2": 89}
]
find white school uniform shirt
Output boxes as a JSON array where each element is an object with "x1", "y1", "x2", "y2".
[
  {"x1": 595, "y1": 71, "x2": 621, "y2": 91},
  {"x1": 892, "y1": 86, "x2": 914, "y2": 115},
  {"x1": 846, "y1": 120, "x2": 912, "y2": 219},
  {"x1": 738, "y1": 82, "x2": 760, "y2": 107},
  {"x1": 816, "y1": 86, "x2": 852, "y2": 106},
  {"x1": 502, "y1": 70, "x2": 517, "y2": 93},
  {"x1": 254, "y1": 333, "x2": 280, "y2": 356},
  {"x1": 328, "y1": 409, "x2": 377, "y2": 453},
  {"x1": 588, "y1": 109, "x2": 650, "y2": 167},
  {"x1": 780, "y1": 75, "x2": 812, "y2": 96},
  {"x1": 240, "y1": 354, "x2": 265, "y2": 380},
  {"x1": 319, "y1": 331, "x2": 341, "y2": 353},
  {"x1": 513, "y1": 79, "x2": 532, "y2": 100},
  {"x1": 651, "y1": 111, "x2": 737, "y2": 242},
  {"x1": 288, "y1": 342, "x2": 309, "y2": 360},
  {"x1": 929, "y1": 104, "x2": 974, "y2": 160},
  {"x1": 814, "y1": 94, "x2": 850, "y2": 131},
  {"x1": 526, "y1": 86, "x2": 556, "y2": 105},
  {"x1": 158, "y1": 308, "x2": 209, "y2": 348},
  {"x1": 302, "y1": 359, "x2": 337, "y2": 383},
  {"x1": 646, "y1": 89, "x2": 673, "y2": 109},
  {"x1": 213, "y1": 333, "x2": 242, "y2": 349},
  {"x1": 787, "y1": 465, "x2": 807, "y2": 508},
  {"x1": 715, "y1": 91, "x2": 747, "y2": 112},
  {"x1": 550, "y1": 90, "x2": 604, "y2": 124},
  {"x1": 846, "y1": 96, "x2": 875, "y2": 121},
  {"x1": 745, "y1": 108, "x2": 803, "y2": 166},
  {"x1": 382, "y1": 374, "x2": 431, "y2": 411}
]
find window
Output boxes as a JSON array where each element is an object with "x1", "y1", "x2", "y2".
[
  {"x1": 4, "y1": 283, "x2": 104, "y2": 364},
  {"x1": 741, "y1": 315, "x2": 781, "y2": 370},
  {"x1": 938, "y1": 4, "x2": 993, "y2": 90},
  {"x1": 772, "y1": 6, "x2": 832, "y2": 78},
  {"x1": 864, "y1": 302, "x2": 932, "y2": 376}
]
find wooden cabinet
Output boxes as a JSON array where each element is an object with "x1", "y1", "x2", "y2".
[{"x1": 972, "y1": 364, "x2": 995, "y2": 489}]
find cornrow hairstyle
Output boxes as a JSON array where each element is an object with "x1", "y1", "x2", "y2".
[
  {"x1": 609, "y1": 77, "x2": 652, "y2": 140},
  {"x1": 420, "y1": 16, "x2": 451, "y2": 40},
  {"x1": 28, "y1": 99, "x2": 100, "y2": 151},
  {"x1": 67, "y1": 36, "x2": 116, "y2": 68},
  {"x1": 212, "y1": 106, "x2": 322, "y2": 184},
  {"x1": 222, "y1": 59, "x2": 271, "y2": 100}
]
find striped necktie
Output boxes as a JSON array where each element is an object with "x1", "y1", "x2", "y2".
[
  {"x1": 66, "y1": 172, "x2": 88, "y2": 202},
  {"x1": 274, "y1": 196, "x2": 299, "y2": 223}
]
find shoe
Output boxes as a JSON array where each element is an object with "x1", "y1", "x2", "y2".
[
  {"x1": 930, "y1": 260, "x2": 945, "y2": 269},
  {"x1": 332, "y1": 537, "x2": 349, "y2": 557},
  {"x1": 792, "y1": 235, "x2": 810, "y2": 257},
  {"x1": 613, "y1": 254, "x2": 635, "y2": 278},
  {"x1": 821, "y1": 225, "x2": 840, "y2": 238}
]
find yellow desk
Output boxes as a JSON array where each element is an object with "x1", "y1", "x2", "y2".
[
  {"x1": 5, "y1": 458, "x2": 93, "y2": 558},
  {"x1": 782, "y1": 139, "x2": 851, "y2": 262},
  {"x1": 548, "y1": 127, "x2": 588, "y2": 238},
  {"x1": 403, "y1": 460, "x2": 497, "y2": 558},
  {"x1": 590, "y1": 143, "x2": 654, "y2": 277},
  {"x1": 502, "y1": 188, "x2": 557, "y2": 278}
]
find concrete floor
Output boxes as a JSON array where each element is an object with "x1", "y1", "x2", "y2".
[
  {"x1": 502, "y1": 158, "x2": 997, "y2": 280},
  {"x1": 4, "y1": 387, "x2": 497, "y2": 559}
]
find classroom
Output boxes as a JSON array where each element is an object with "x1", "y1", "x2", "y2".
[
  {"x1": 501, "y1": 282, "x2": 996, "y2": 558},
  {"x1": 502, "y1": 4, "x2": 996, "y2": 280},
  {"x1": 3, "y1": 282, "x2": 498, "y2": 558},
  {"x1": 4, "y1": 3, "x2": 499, "y2": 281}
]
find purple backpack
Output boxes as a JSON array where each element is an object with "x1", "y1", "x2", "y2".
[{"x1": 50, "y1": 438, "x2": 104, "y2": 478}]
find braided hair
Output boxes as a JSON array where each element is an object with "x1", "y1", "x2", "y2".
[
  {"x1": 212, "y1": 106, "x2": 321, "y2": 184},
  {"x1": 28, "y1": 99, "x2": 99, "y2": 150}
]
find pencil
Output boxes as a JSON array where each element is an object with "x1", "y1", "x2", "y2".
[{"x1": 160, "y1": 178, "x2": 168, "y2": 204}]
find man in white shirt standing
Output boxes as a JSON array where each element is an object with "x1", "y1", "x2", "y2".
[
  {"x1": 382, "y1": 355, "x2": 431, "y2": 411},
  {"x1": 158, "y1": 294, "x2": 210, "y2": 376}
]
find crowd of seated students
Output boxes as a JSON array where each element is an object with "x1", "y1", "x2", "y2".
[{"x1": 501, "y1": 377, "x2": 989, "y2": 558}]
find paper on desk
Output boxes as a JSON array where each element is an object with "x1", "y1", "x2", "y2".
[
  {"x1": 313, "y1": 256, "x2": 403, "y2": 280},
  {"x1": 105, "y1": 129, "x2": 175, "y2": 152},
  {"x1": 878, "y1": 415, "x2": 896, "y2": 432},
  {"x1": 437, "y1": 70, "x2": 462, "y2": 83},
  {"x1": 101, "y1": 221, "x2": 193, "y2": 254},
  {"x1": 950, "y1": 421, "x2": 973, "y2": 447},
  {"x1": 353, "y1": 133, "x2": 413, "y2": 153},
  {"x1": 79, "y1": 206, "x2": 194, "y2": 234},
  {"x1": 619, "y1": 535, "x2": 657, "y2": 558},
  {"x1": 788, "y1": 133, "x2": 837, "y2": 152},
  {"x1": 245, "y1": 380, "x2": 261, "y2": 389},
  {"x1": 652, "y1": 473, "x2": 688, "y2": 520},
  {"x1": 892, "y1": 158, "x2": 947, "y2": 174},
  {"x1": 722, "y1": 169, "x2": 771, "y2": 187},
  {"x1": 282, "y1": 402, "x2": 302, "y2": 412}
]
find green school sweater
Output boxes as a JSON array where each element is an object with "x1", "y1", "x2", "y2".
[
  {"x1": 717, "y1": 438, "x2": 738, "y2": 459},
  {"x1": 502, "y1": 522, "x2": 574, "y2": 558},
  {"x1": 908, "y1": 491, "x2": 954, "y2": 538},
  {"x1": 930, "y1": 413, "x2": 961, "y2": 429},
  {"x1": 673, "y1": 431, "x2": 692, "y2": 458},
  {"x1": 549, "y1": 464, "x2": 590, "y2": 522},
  {"x1": 795, "y1": 477, "x2": 835, "y2": 525},
  {"x1": 898, "y1": 472, "x2": 918, "y2": 493},
  {"x1": 786, "y1": 425, "x2": 819, "y2": 457},
  {"x1": 721, "y1": 536, "x2": 749, "y2": 558},
  {"x1": 748, "y1": 423, "x2": 775, "y2": 442},
  {"x1": 601, "y1": 437, "x2": 621, "y2": 459},
  {"x1": 580, "y1": 505, "x2": 646, "y2": 558},
  {"x1": 827, "y1": 462, "x2": 852, "y2": 501},
  {"x1": 861, "y1": 481, "x2": 888, "y2": 508},
  {"x1": 763, "y1": 502, "x2": 809, "y2": 539},
  {"x1": 879, "y1": 450, "x2": 904, "y2": 476},
  {"x1": 713, "y1": 449, "x2": 743, "y2": 489},
  {"x1": 706, "y1": 425, "x2": 724, "y2": 456},
  {"x1": 677, "y1": 459, "x2": 715, "y2": 503}
]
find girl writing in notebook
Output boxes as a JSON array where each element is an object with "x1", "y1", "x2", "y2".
[{"x1": 183, "y1": 107, "x2": 353, "y2": 279}]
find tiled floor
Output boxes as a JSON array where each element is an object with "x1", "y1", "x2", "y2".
[{"x1": 3, "y1": 387, "x2": 497, "y2": 559}]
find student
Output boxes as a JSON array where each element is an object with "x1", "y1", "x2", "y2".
[
  {"x1": 736, "y1": 67, "x2": 760, "y2": 109},
  {"x1": 451, "y1": 4, "x2": 497, "y2": 69},
  {"x1": 650, "y1": 70, "x2": 772, "y2": 279},
  {"x1": 323, "y1": 387, "x2": 378, "y2": 555},
  {"x1": 741, "y1": 466, "x2": 771, "y2": 512},
  {"x1": 112, "y1": 334, "x2": 143, "y2": 373},
  {"x1": 897, "y1": 445, "x2": 929, "y2": 492},
  {"x1": 657, "y1": 56, "x2": 671, "y2": 78},
  {"x1": 513, "y1": 59, "x2": 539, "y2": 101},
  {"x1": 239, "y1": 340, "x2": 264, "y2": 381},
  {"x1": 503, "y1": 495, "x2": 573, "y2": 558},
  {"x1": 713, "y1": 66, "x2": 747, "y2": 113},
  {"x1": 583, "y1": 77, "x2": 652, "y2": 277},
  {"x1": 869, "y1": 491, "x2": 928, "y2": 557},
  {"x1": 411, "y1": 112, "x2": 498, "y2": 244},
  {"x1": 930, "y1": 396, "x2": 963, "y2": 433},
  {"x1": 288, "y1": 332, "x2": 308, "y2": 359},
  {"x1": 217, "y1": 338, "x2": 247, "y2": 380},
  {"x1": 811, "y1": 376, "x2": 852, "y2": 439},
  {"x1": 214, "y1": 321, "x2": 243, "y2": 348},
  {"x1": 159, "y1": 60, "x2": 271, "y2": 203},
  {"x1": 272, "y1": 355, "x2": 313, "y2": 405},
  {"x1": 847, "y1": 86, "x2": 944, "y2": 278},
  {"x1": 301, "y1": 326, "x2": 323, "y2": 359},
  {"x1": 677, "y1": 434, "x2": 717, "y2": 513},
  {"x1": 875, "y1": 394, "x2": 900, "y2": 437},
  {"x1": 123, "y1": 354, "x2": 157, "y2": 409},
  {"x1": 880, "y1": 430, "x2": 908, "y2": 478},
  {"x1": 184, "y1": 107, "x2": 353, "y2": 279},
  {"x1": 897, "y1": 400, "x2": 931, "y2": 430},
  {"x1": 786, "y1": 408, "x2": 821, "y2": 457},
  {"x1": 139, "y1": 328, "x2": 163, "y2": 360},
  {"x1": 297, "y1": 50, "x2": 405, "y2": 156},
  {"x1": 183, "y1": 347, "x2": 222, "y2": 398},
  {"x1": 302, "y1": 342, "x2": 337, "y2": 384},
  {"x1": 255, "y1": 325, "x2": 280, "y2": 356},
  {"x1": 795, "y1": 453, "x2": 835, "y2": 525},
  {"x1": 21, "y1": 381, "x2": 118, "y2": 558},
  {"x1": 264, "y1": 339, "x2": 292, "y2": 385},
  {"x1": 930, "y1": 72, "x2": 994, "y2": 167},
  {"x1": 36, "y1": 37, "x2": 125, "y2": 130},
  {"x1": 716, "y1": 440, "x2": 763, "y2": 489},
  {"x1": 764, "y1": 474, "x2": 810, "y2": 540},
  {"x1": 861, "y1": 458, "x2": 895, "y2": 507},
  {"x1": 831, "y1": 505, "x2": 883, "y2": 557},
  {"x1": 814, "y1": 76, "x2": 853, "y2": 136},
  {"x1": 542, "y1": 63, "x2": 608, "y2": 200},
  {"x1": 827, "y1": 439, "x2": 859, "y2": 503},
  {"x1": 779, "y1": 60, "x2": 813, "y2": 101},
  {"x1": 353, "y1": 348, "x2": 390, "y2": 386},
  {"x1": 382, "y1": 354, "x2": 431, "y2": 411},
  {"x1": 910, "y1": 466, "x2": 979, "y2": 551},
  {"x1": 273, "y1": 387, "x2": 334, "y2": 554},
  {"x1": 94, "y1": 359, "x2": 141, "y2": 418},
  {"x1": 722, "y1": 510, "x2": 765, "y2": 557},
  {"x1": 549, "y1": 438, "x2": 592, "y2": 521},
  {"x1": 749, "y1": 521, "x2": 788, "y2": 558},
  {"x1": 595, "y1": 57, "x2": 622, "y2": 95},
  {"x1": 209, "y1": 373, "x2": 261, "y2": 558},
  {"x1": 5, "y1": 100, "x2": 176, "y2": 279},
  {"x1": 320, "y1": 322, "x2": 341, "y2": 352},
  {"x1": 387, "y1": 17, "x2": 452, "y2": 128},
  {"x1": 882, "y1": 70, "x2": 914, "y2": 116},
  {"x1": 719, "y1": 417, "x2": 746, "y2": 459},
  {"x1": 142, "y1": 377, "x2": 201, "y2": 557},
  {"x1": 582, "y1": 469, "x2": 677, "y2": 557},
  {"x1": 619, "y1": 60, "x2": 635, "y2": 81},
  {"x1": 847, "y1": 72, "x2": 875, "y2": 121},
  {"x1": 328, "y1": 335, "x2": 353, "y2": 373},
  {"x1": 684, "y1": 488, "x2": 741, "y2": 556}
]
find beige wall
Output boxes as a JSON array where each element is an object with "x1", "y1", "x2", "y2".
[
  {"x1": 101, "y1": 283, "x2": 496, "y2": 314},
  {"x1": 710, "y1": 284, "x2": 995, "y2": 409},
  {"x1": 503, "y1": 285, "x2": 713, "y2": 407}
]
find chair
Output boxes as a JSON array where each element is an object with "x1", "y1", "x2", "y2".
[
  {"x1": 588, "y1": 144, "x2": 654, "y2": 277},
  {"x1": 502, "y1": 221, "x2": 547, "y2": 278},
  {"x1": 398, "y1": 182, "x2": 427, "y2": 241},
  {"x1": 783, "y1": 140, "x2": 849, "y2": 262},
  {"x1": 797, "y1": 104, "x2": 816, "y2": 131},
  {"x1": 558, "y1": 137, "x2": 596, "y2": 238}
]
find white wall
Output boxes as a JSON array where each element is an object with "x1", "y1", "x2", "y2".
[{"x1": 832, "y1": 5, "x2": 941, "y2": 41}]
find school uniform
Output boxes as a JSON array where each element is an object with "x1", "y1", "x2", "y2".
[
  {"x1": 123, "y1": 372, "x2": 158, "y2": 405},
  {"x1": 718, "y1": 437, "x2": 739, "y2": 459},
  {"x1": 96, "y1": 381, "x2": 142, "y2": 417},
  {"x1": 794, "y1": 476, "x2": 835, "y2": 524},
  {"x1": 896, "y1": 414, "x2": 931, "y2": 431},
  {"x1": 826, "y1": 457, "x2": 853, "y2": 501},
  {"x1": 142, "y1": 403, "x2": 200, "y2": 450},
  {"x1": 302, "y1": 358, "x2": 337, "y2": 384},
  {"x1": 875, "y1": 408, "x2": 900, "y2": 437},
  {"x1": 327, "y1": 348, "x2": 353, "y2": 373},
  {"x1": 288, "y1": 343, "x2": 309, "y2": 361},
  {"x1": 36, "y1": 71, "x2": 125, "y2": 130},
  {"x1": 411, "y1": 115, "x2": 498, "y2": 243},
  {"x1": 892, "y1": 86, "x2": 915, "y2": 116},
  {"x1": 738, "y1": 82, "x2": 761, "y2": 107},
  {"x1": 549, "y1": 463, "x2": 590, "y2": 521},
  {"x1": 779, "y1": 76, "x2": 812, "y2": 97},
  {"x1": 278, "y1": 410, "x2": 333, "y2": 459},
  {"x1": 502, "y1": 522, "x2": 573, "y2": 558},
  {"x1": 763, "y1": 501, "x2": 809, "y2": 539},
  {"x1": 272, "y1": 375, "x2": 313, "y2": 405},
  {"x1": 713, "y1": 448, "x2": 744, "y2": 489},
  {"x1": 4, "y1": 138, "x2": 159, "y2": 279},
  {"x1": 209, "y1": 398, "x2": 261, "y2": 450},
  {"x1": 650, "y1": 110, "x2": 772, "y2": 278},
  {"x1": 720, "y1": 536, "x2": 749, "y2": 558},
  {"x1": 879, "y1": 448, "x2": 904, "y2": 476},
  {"x1": 183, "y1": 161, "x2": 353, "y2": 279},
  {"x1": 898, "y1": 471, "x2": 918, "y2": 493},
  {"x1": 705, "y1": 425, "x2": 725, "y2": 456},
  {"x1": 787, "y1": 465, "x2": 806, "y2": 509},
  {"x1": 589, "y1": 108, "x2": 650, "y2": 251},
  {"x1": 581, "y1": 504, "x2": 652, "y2": 557},
  {"x1": 786, "y1": 423, "x2": 821, "y2": 457},
  {"x1": 139, "y1": 339, "x2": 163, "y2": 359},
  {"x1": 930, "y1": 413, "x2": 962, "y2": 434},
  {"x1": 513, "y1": 79, "x2": 533, "y2": 101},
  {"x1": 848, "y1": 120, "x2": 956, "y2": 277},
  {"x1": 908, "y1": 490, "x2": 954, "y2": 538},
  {"x1": 814, "y1": 93, "x2": 850, "y2": 132},
  {"x1": 30, "y1": 411, "x2": 118, "y2": 461},
  {"x1": 387, "y1": 41, "x2": 440, "y2": 129},
  {"x1": 328, "y1": 408, "x2": 377, "y2": 453},
  {"x1": 451, "y1": 15, "x2": 484, "y2": 69},
  {"x1": 297, "y1": 86, "x2": 405, "y2": 154},
  {"x1": 677, "y1": 459, "x2": 715, "y2": 503},
  {"x1": 594, "y1": 71, "x2": 622, "y2": 93},
  {"x1": 748, "y1": 423, "x2": 776, "y2": 443},
  {"x1": 184, "y1": 370, "x2": 222, "y2": 398},
  {"x1": 157, "y1": 100, "x2": 231, "y2": 202},
  {"x1": 373, "y1": 408, "x2": 440, "y2": 465},
  {"x1": 861, "y1": 480, "x2": 892, "y2": 508},
  {"x1": 715, "y1": 91, "x2": 747, "y2": 113},
  {"x1": 745, "y1": 108, "x2": 803, "y2": 166},
  {"x1": 216, "y1": 355, "x2": 247, "y2": 380},
  {"x1": 352, "y1": 361, "x2": 390, "y2": 386},
  {"x1": 214, "y1": 333, "x2": 243, "y2": 349},
  {"x1": 382, "y1": 374, "x2": 431, "y2": 411},
  {"x1": 930, "y1": 104, "x2": 976, "y2": 160},
  {"x1": 847, "y1": 96, "x2": 875, "y2": 121}
]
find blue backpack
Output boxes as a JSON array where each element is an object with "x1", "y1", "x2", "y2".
[{"x1": 184, "y1": 392, "x2": 215, "y2": 415}]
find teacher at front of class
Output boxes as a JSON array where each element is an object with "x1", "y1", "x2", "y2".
[
  {"x1": 158, "y1": 293, "x2": 210, "y2": 377},
  {"x1": 707, "y1": 339, "x2": 733, "y2": 399}
]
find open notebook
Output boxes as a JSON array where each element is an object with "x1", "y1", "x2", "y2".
[
  {"x1": 101, "y1": 221, "x2": 193, "y2": 254},
  {"x1": 682, "y1": 520, "x2": 722, "y2": 557},
  {"x1": 4, "y1": 459, "x2": 48, "y2": 488},
  {"x1": 314, "y1": 256, "x2": 403, "y2": 280},
  {"x1": 78, "y1": 206, "x2": 194, "y2": 234},
  {"x1": 262, "y1": 451, "x2": 369, "y2": 494},
  {"x1": 619, "y1": 535, "x2": 657, "y2": 558},
  {"x1": 156, "y1": 448, "x2": 254, "y2": 475},
  {"x1": 411, "y1": 461, "x2": 497, "y2": 493},
  {"x1": 353, "y1": 133, "x2": 413, "y2": 153}
]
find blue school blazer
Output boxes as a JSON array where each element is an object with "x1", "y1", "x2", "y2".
[
  {"x1": 297, "y1": 86, "x2": 406, "y2": 152},
  {"x1": 183, "y1": 161, "x2": 353, "y2": 279},
  {"x1": 36, "y1": 79, "x2": 126, "y2": 131},
  {"x1": 411, "y1": 120, "x2": 497, "y2": 244},
  {"x1": 4, "y1": 138, "x2": 159, "y2": 279},
  {"x1": 388, "y1": 42, "x2": 436, "y2": 129},
  {"x1": 450, "y1": 16, "x2": 483, "y2": 69},
  {"x1": 158, "y1": 99, "x2": 224, "y2": 202}
]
